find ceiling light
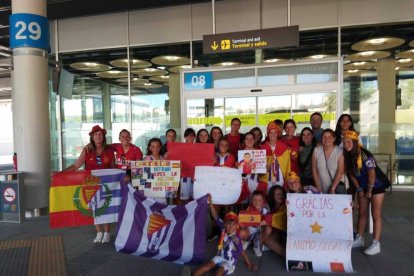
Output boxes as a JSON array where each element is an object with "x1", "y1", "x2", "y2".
[
  {"x1": 348, "y1": 69, "x2": 359, "y2": 73},
  {"x1": 211, "y1": 62, "x2": 240, "y2": 67},
  {"x1": 397, "y1": 58, "x2": 412, "y2": 64},
  {"x1": 361, "y1": 51, "x2": 375, "y2": 57},
  {"x1": 369, "y1": 38, "x2": 386, "y2": 45},
  {"x1": 354, "y1": 62, "x2": 366, "y2": 66},
  {"x1": 352, "y1": 37, "x2": 404, "y2": 51},
  {"x1": 310, "y1": 54, "x2": 324, "y2": 59},
  {"x1": 157, "y1": 66, "x2": 166, "y2": 70},
  {"x1": 110, "y1": 58, "x2": 151, "y2": 69},
  {"x1": 346, "y1": 51, "x2": 390, "y2": 62},
  {"x1": 132, "y1": 68, "x2": 168, "y2": 76},
  {"x1": 151, "y1": 55, "x2": 190, "y2": 66},
  {"x1": 263, "y1": 58, "x2": 283, "y2": 63},
  {"x1": 70, "y1": 62, "x2": 111, "y2": 72},
  {"x1": 96, "y1": 70, "x2": 128, "y2": 78},
  {"x1": 169, "y1": 65, "x2": 192, "y2": 73}
]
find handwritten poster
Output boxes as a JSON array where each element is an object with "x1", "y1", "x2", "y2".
[
  {"x1": 131, "y1": 160, "x2": 181, "y2": 198},
  {"x1": 286, "y1": 194, "x2": 354, "y2": 273},
  {"x1": 193, "y1": 166, "x2": 242, "y2": 204},
  {"x1": 167, "y1": 142, "x2": 215, "y2": 178},
  {"x1": 237, "y1": 149, "x2": 266, "y2": 174}
]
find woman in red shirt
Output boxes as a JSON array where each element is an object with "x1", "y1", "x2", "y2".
[
  {"x1": 281, "y1": 119, "x2": 300, "y2": 174},
  {"x1": 63, "y1": 125, "x2": 115, "y2": 244}
]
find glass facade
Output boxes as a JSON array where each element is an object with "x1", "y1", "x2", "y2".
[{"x1": 0, "y1": 17, "x2": 413, "y2": 185}]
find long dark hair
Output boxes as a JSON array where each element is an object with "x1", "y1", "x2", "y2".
[
  {"x1": 335, "y1": 114, "x2": 356, "y2": 145},
  {"x1": 209, "y1": 126, "x2": 223, "y2": 143},
  {"x1": 146, "y1": 138, "x2": 162, "y2": 155},
  {"x1": 90, "y1": 132, "x2": 107, "y2": 152},
  {"x1": 267, "y1": 185, "x2": 286, "y2": 212},
  {"x1": 196, "y1": 128, "x2": 209, "y2": 143},
  {"x1": 299, "y1": 127, "x2": 316, "y2": 147},
  {"x1": 343, "y1": 139, "x2": 373, "y2": 175}
]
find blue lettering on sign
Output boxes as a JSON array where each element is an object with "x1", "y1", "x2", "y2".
[
  {"x1": 184, "y1": 72, "x2": 213, "y2": 90},
  {"x1": 9, "y1": 13, "x2": 50, "y2": 51}
]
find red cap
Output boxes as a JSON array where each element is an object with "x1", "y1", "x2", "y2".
[
  {"x1": 89, "y1": 125, "x2": 107, "y2": 136},
  {"x1": 224, "y1": 212, "x2": 238, "y2": 223}
]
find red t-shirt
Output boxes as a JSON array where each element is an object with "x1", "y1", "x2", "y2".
[
  {"x1": 110, "y1": 143, "x2": 143, "y2": 170},
  {"x1": 85, "y1": 147, "x2": 114, "y2": 170},
  {"x1": 225, "y1": 133, "x2": 242, "y2": 158},
  {"x1": 280, "y1": 136, "x2": 300, "y2": 173}
]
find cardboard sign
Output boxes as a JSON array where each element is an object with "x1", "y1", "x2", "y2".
[
  {"x1": 167, "y1": 142, "x2": 215, "y2": 178},
  {"x1": 286, "y1": 194, "x2": 354, "y2": 273},
  {"x1": 131, "y1": 160, "x2": 181, "y2": 198},
  {"x1": 193, "y1": 166, "x2": 242, "y2": 204},
  {"x1": 237, "y1": 149, "x2": 266, "y2": 174}
]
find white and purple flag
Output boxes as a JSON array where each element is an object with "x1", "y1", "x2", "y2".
[{"x1": 115, "y1": 185, "x2": 207, "y2": 264}]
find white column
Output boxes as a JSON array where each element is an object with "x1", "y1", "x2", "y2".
[{"x1": 11, "y1": 0, "x2": 50, "y2": 211}]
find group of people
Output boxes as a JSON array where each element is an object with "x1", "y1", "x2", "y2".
[{"x1": 64, "y1": 112, "x2": 388, "y2": 275}]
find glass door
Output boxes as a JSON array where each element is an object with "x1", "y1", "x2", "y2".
[
  {"x1": 186, "y1": 98, "x2": 224, "y2": 133},
  {"x1": 224, "y1": 97, "x2": 256, "y2": 133}
]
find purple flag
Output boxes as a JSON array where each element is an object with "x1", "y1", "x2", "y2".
[{"x1": 115, "y1": 185, "x2": 207, "y2": 264}]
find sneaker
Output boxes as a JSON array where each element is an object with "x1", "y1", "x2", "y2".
[
  {"x1": 101, "y1": 232, "x2": 111, "y2": 243},
  {"x1": 253, "y1": 238, "x2": 263, "y2": 257},
  {"x1": 94, "y1": 232, "x2": 103, "y2": 243},
  {"x1": 181, "y1": 265, "x2": 191, "y2": 276},
  {"x1": 364, "y1": 240, "x2": 380, "y2": 255},
  {"x1": 242, "y1": 240, "x2": 251, "y2": 251},
  {"x1": 253, "y1": 244, "x2": 263, "y2": 257},
  {"x1": 352, "y1": 235, "x2": 364, "y2": 248}
]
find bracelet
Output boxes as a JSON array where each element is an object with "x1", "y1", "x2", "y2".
[
  {"x1": 367, "y1": 184, "x2": 374, "y2": 189},
  {"x1": 356, "y1": 187, "x2": 364, "y2": 193}
]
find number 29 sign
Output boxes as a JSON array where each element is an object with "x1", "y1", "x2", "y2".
[{"x1": 9, "y1": 13, "x2": 50, "y2": 51}]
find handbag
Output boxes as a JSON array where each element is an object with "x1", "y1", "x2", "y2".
[
  {"x1": 375, "y1": 165, "x2": 391, "y2": 189},
  {"x1": 323, "y1": 148, "x2": 347, "y2": 194}
]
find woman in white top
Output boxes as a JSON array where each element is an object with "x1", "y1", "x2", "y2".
[{"x1": 312, "y1": 129, "x2": 345, "y2": 194}]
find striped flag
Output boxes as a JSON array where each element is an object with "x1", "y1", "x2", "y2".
[
  {"x1": 115, "y1": 185, "x2": 207, "y2": 264},
  {"x1": 50, "y1": 169, "x2": 125, "y2": 228}
]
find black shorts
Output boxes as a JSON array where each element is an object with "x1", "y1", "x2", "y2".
[{"x1": 365, "y1": 186, "x2": 385, "y2": 195}]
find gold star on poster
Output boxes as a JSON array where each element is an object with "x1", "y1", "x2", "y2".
[{"x1": 310, "y1": 222, "x2": 323, "y2": 233}]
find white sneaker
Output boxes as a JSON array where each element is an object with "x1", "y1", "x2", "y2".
[
  {"x1": 253, "y1": 244, "x2": 263, "y2": 257},
  {"x1": 352, "y1": 235, "x2": 364, "y2": 248},
  {"x1": 102, "y1": 232, "x2": 111, "y2": 243},
  {"x1": 242, "y1": 240, "x2": 251, "y2": 251},
  {"x1": 94, "y1": 232, "x2": 103, "y2": 243},
  {"x1": 364, "y1": 241, "x2": 380, "y2": 255}
]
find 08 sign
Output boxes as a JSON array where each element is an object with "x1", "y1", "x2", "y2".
[
  {"x1": 9, "y1": 13, "x2": 50, "y2": 51},
  {"x1": 184, "y1": 72, "x2": 213, "y2": 91}
]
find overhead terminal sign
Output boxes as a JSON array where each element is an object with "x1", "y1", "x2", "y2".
[{"x1": 203, "y1": 26, "x2": 299, "y2": 54}]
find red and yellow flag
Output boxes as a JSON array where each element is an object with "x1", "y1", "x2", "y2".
[
  {"x1": 238, "y1": 210, "x2": 261, "y2": 227},
  {"x1": 50, "y1": 171, "x2": 95, "y2": 228}
]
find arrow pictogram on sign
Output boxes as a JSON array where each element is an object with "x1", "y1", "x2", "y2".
[
  {"x1": 221, "y1": 40, "x2": 230, "y2": 50},
  {"x1": 211, "y1": 41, "x2": 218, "y2": 50}
]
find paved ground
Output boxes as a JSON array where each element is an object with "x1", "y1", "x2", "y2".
[{"x1": 1, "y1": 190, "x2": 413, "y2": 276}]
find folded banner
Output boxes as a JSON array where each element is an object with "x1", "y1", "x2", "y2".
[
  {"x1": 167, "y1": 142, "x2": 215, "y2": 178},
  {"x1": 50, "y1": 169, "x2": 125, "y2": 228},
  {"x1": 115, "y1": 185, "x2": 207, "y2": 264},
  {"x1": 286, "y1": 194, "x2": 354, "y2": 273}
]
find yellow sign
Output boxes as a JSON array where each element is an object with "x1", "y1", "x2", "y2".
[
  {"x1": 187, "y1": 112, "x2": 336, "y2": 126},
  {"x1": 221, "y1": 40, "x2": 230, "y2": 50},
  {"x1": 187, "y1": 117, "x2": 223, "y2": 125},
  {"x1": 211, "y1": 41, "x2": 218, "y2": 51}
]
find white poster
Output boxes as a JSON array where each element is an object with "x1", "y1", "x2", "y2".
[
  {"x1": 193, "y1": 166, "x2": 242, "y2": 204},
  {"x1": 237, "y1": 149, "x2": 266, "y2": 174},
  {"x1": 131, "y1": 160, "x2": 181, "y2": 198},
  {"x1": 286, "y1": 194, "x2": 354, "y2": 273}
]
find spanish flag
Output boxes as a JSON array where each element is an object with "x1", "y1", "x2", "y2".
[
  {"x1": 238, "y1": 210, "x2": 261, "y2": 227},
  {"x1": 50, "y1": 169, "x2": 125, "y2": 229}
]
